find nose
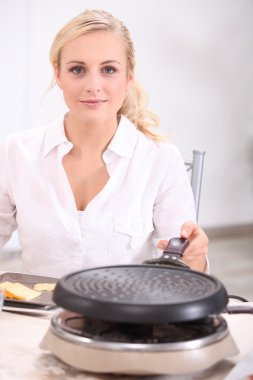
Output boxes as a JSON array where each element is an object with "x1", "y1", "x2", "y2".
[{"x1": 85, "y1": 72, "x2": 101, "y2": 94}]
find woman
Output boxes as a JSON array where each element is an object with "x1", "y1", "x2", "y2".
[{"x1": 0, "y1": 9, "x2": 208, "y2": 277}]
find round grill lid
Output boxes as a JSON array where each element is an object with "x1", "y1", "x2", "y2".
[{"x1": 53, "y1": 265, "x2": 228, "y2": 323}]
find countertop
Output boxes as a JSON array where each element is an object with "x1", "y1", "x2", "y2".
[{"x1": 1, "y1": 306, "x2": 253, "y2": 380}]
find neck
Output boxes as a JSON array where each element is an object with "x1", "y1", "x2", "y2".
[{"x1": 64, "y1": 113, "x2": 119, "y2": 153}]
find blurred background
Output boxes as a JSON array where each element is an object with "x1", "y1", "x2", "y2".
[{"x1": 0, "y1": 0, "x2": 252, "y2": 298}]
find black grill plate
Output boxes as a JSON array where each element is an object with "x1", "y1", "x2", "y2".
[{"x1": 53, "y1": 265, "x2": 228, "y2": 323}]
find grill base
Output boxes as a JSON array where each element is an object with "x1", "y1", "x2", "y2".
[
  {"x1": 40, "y1": 310, "x2": 239, "y2": 375},
  {"x1": 51, "y1": 310, "x2": 228, "y2": 348},
  {"x1": 40, "y1": 328, "x2": 239, "y2": 375}
]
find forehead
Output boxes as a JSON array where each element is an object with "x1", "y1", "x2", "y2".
[{"x1": 60, "y1": 30, "x2": 127, "y2": 63}]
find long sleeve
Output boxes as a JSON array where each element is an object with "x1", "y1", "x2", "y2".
[{"x1": 0, "y1": 137, "x2": 17, "y2": 248}]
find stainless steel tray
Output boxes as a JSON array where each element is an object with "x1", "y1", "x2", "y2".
[{"x1": 0, "y1": 272, "x2": 58, "y2": 314}]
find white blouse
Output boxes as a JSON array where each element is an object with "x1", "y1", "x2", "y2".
[{"x1": 0, "y1": 115, "x2": 196, "y2": 277}]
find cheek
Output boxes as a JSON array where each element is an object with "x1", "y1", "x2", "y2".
[
  {"x1": 110, "y1": 79, "x2": 128, "y2": 99},
  {"x1": 61, "y1": 80, "x2": 83, "y2": 98}
]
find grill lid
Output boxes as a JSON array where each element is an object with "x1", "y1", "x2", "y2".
[{"x1": 53, "y1": 265, "x2": 228, "y2": 323}]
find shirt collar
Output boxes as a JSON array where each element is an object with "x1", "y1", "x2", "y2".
[
  {"x1": 43, "y1": 115, "x2": 70, "y2": 157},
  {"x1": 43, "y1": 114, "x2": 139, "y2": 158},
  {"x1": 107, "y1": 115, "x2": 139, "y2": 158}
]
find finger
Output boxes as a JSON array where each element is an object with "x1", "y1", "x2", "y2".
[
  {"x1": 184, "y1": 239, "x2": 208, "y2": 258},
  {"x1": 156, "y1": 240, "x2": 168, "y2": 250}
]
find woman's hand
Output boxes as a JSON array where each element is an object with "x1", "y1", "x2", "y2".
[{"x1": 157, "y1": 221, "x2": 209, "y2": 272}]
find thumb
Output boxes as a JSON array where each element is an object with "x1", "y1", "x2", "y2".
[{"x1": 180, "y1": 221, "x2": 195, "y2": 238}]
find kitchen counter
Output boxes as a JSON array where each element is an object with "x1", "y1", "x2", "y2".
[{"x1": 0, "y1": 306, "x2": 253, "y2": 380}]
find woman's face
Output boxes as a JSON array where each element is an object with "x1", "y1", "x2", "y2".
[{"x1": 55, "y1": 30, "x2": 133, "y2": 125}]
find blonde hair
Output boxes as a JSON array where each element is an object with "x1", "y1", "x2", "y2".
[{"x1": 50, "y1": 9, "x2": 165, "y2": 141}]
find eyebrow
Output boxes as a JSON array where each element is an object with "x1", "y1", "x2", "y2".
[{"x1": 65, "y1": 60, "x2": 121, "y2": 65}]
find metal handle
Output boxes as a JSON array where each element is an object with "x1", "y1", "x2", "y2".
[
  {"x1": 143, "y1": 237, "x2": 190, "y2": 268},
  {"x1": 163, "y1": 237, "x2": 190, "y2": 257},
  {"x1": 226, "y1": 305, "x2": 253, "y2": 314}
]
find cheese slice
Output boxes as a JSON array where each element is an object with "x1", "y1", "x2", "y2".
[
  {"x1": 0, "y1": 281, "x2": 41, "y2": 301},
  {"x1": 33, "y1": 283, "x2": 56, "y2": 292}
]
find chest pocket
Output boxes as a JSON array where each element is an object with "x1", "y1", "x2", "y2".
[{"x1": 111, "y1": 215, "x2": 154, "y2": 251}]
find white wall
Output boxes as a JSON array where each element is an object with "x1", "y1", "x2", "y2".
[{"x1": 1, "y1": 0, "x2": 253, "y2": 232}]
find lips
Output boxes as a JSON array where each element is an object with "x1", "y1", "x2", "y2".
[{"x1": 80, "y1": 99, "x2": 107, "y2": 106}]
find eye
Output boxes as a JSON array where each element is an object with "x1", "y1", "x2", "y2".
[
  {"x1": 102, "y1": 66, "x2": 117, "y2": 74},
  {"x1": 69, "y1": 66, "x2": 85, "y2": 75}
]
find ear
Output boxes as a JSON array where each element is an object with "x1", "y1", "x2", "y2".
[{"x1": 54, "y1": 64, "x2": 62, "y2": 89}]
